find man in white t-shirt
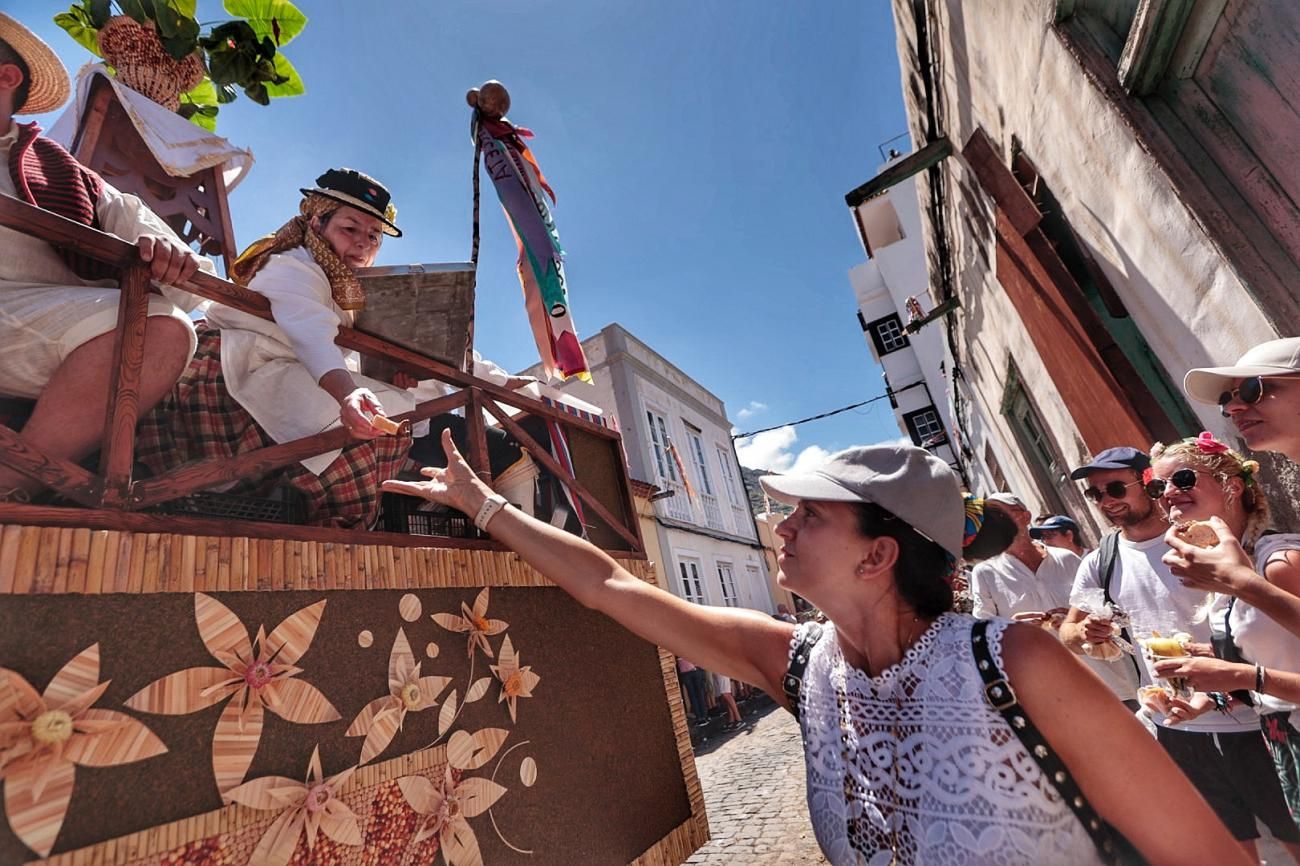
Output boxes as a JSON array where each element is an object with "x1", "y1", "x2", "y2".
[
  {"x1": 972, "y1": 493, "x2": 1137, "y2": 703},
  {"x1": 1060, "y1": 447, "x2": 1296, "y2": 858}
]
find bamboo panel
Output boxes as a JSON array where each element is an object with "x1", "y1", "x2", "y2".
[{"x1": 0, "y1": 521, "x2": 653, "y2": 595}]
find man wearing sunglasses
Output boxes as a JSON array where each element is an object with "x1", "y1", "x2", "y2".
[
  {"x1": 1061, "y1": 447, "x2": 1271, "y2": 853},
  {"x1": 1184, "y1": 337, "x2": 1300, "y2": 458}
]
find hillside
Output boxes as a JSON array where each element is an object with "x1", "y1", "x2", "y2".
[{"x1": 740, "y1": 465, "x2": 793, "y2": 516}]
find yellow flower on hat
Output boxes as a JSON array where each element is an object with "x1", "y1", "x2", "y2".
[{"x1": 385, "y1": 203, "x2": 398, "y2": 224}]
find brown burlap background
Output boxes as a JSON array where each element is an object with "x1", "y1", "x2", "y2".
[{"x1": 0, "y1": 587, "x2": 690, "y2": 864}]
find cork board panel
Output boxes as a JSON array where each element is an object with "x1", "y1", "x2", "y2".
[{"x1": 0, "y1": 587, "x2": 692, "y2": 864}]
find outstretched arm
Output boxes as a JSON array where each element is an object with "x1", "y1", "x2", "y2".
[
  {"x1": 1003, "y1": 625, "x2": 1251, "y2": 866},
  {"x1": 383, "y1": 429, "x2": 796, "y2": 702}
]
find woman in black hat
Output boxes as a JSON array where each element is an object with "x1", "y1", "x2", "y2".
[
  {"x1": 384, "y1": 429, "x2": 1250, "y2": 866},
  {"x1": 136, "y1": 169, "x2": 416, "y2": 528}
]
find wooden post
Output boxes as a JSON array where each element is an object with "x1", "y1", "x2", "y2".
[
  {"x1": 98, "y1": 264, "x2": 151, "y2": 508},
  {"x1": 464, "y1": 388, "x2": 491, "y2": 482}
]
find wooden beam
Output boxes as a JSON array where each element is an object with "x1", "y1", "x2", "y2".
[
  {"x1": 961, "y1": 128, "x2": 1042, "y2": 235},
  {"x1": 482, "y1": 400, "x2": 642, "y2": 550},
  {"x1": 463, "y1": 389, "x2": 491, "y2": 480},
  {"x1": 0, "y1": 427, "x2": 102, "y2": 507},
  {"x1": 98, "y1": 265, "x2": 150, "y2": 507},
  {"x1": 1118, "y1": 0, "x2": 1197, "y2": 95},
  {"x1": 844, "y1": 137, "x2": 952, "y2": 207},
  {"x1": 130, "y1": 390, "x2": 469, "y2": 509}
]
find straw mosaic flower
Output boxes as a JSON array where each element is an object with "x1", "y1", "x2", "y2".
[
  {"x1": 490, "y1": 636, "x2": 539, "y2": 723},
  {"x1": 224, "y1": 745, "x2": 362, "y2": 866},
  {"x1": 432, "y1": 588, "x2": 508, "y2": 659},
  {"x1": 398, "y1": 766, "x2": 507, "y2": 866},
  {"x1": 346, "y1": 628, "x2": 452, "y2": 764},
  {"x1": 0, "y1": 645, "x2": 166, "y2": 858},
  {"x1": 126, "y1": 594, "x2": 340, "y2": 794}
]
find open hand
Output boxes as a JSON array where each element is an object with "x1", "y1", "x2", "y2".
[
  {"x1": 382, "y1": 428, "x2": 492, "y2": 514},
  {"x1": 1162, "y1": 518, "x2": 1259, "y2": 595},
  {"x1": 137, "y1": 235, "x2": 201, "y2": 286}
]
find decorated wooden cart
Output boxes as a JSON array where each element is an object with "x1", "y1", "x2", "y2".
[{"x1": 0, "y1": 77, "x2": 708, "y2": 866}]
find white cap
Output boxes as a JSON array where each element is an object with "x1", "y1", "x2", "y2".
[
  {"x1": 1184, "y1": 337, "x2": 1300, "y2": 404},
  {"x1": 759, "y1": 444, "x2": 963, "y2": 559}
]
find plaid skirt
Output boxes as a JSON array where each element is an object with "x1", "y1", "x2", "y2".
[{"x1": 136, "y1": 329, "x2": 412, "y2": 529}]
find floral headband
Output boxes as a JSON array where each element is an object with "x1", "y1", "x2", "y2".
[{"x1": 1149, "y1": 432, "x2": 1260, "y2": 487}]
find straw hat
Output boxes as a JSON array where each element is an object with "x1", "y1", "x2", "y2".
[{"x1": 0, "y1": 13, "x2": 71, "y2": 115}]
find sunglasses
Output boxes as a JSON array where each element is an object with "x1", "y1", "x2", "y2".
[
  {"x1": 1144, "y1": 468, "x2": 1203, "y2": 499},
  {"x1": 1218, "y1": 375, "x2": 1298, "y2": 417},
  {"x1": 1083, "y1": 479, "x2": 1145, "y2": 503}
]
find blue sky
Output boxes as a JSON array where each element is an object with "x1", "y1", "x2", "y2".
[{"x1": 14, "y1": 0, "x2": 909, "y2": 472}]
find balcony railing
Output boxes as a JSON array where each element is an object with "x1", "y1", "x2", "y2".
[{"x1": 0, "y1": 193, "x2": 643, "y2": 553}]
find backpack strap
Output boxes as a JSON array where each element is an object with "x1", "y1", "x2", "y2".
[
  {"x1": 782, "y1": 622, "x2": 823, "y2": 721},
  {"x1": 1098, "y1": 532, "x2": 1144, "y2": 685}
]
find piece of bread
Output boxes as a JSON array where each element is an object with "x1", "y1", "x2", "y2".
[
  {"x1": 1175, "y1": 520, "x2": 1219, "y2": 549},
  {"x1": 1142, "y1": 635, "x2": 1188, "y2": 657},
  {"x1": 369, "y1": 415, "x2": 402, "y2": 435}
]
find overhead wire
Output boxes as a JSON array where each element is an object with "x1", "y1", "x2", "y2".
[{"x1": 731, "y1": 393, "x2": 891, "y2": 440}]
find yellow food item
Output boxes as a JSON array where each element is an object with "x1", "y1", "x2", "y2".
[
  {"x1": 369, "y1": 414, "x2": 402, "y2": 435},
  {"x1": 1142, "y1": 636, "x2": 1188, "y2": 657}
]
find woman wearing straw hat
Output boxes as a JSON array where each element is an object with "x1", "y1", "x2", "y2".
[
  {"x1": 135, "y1": 168, "x2": 416, "y2": 528},
  {"x1": 384, "y1": 429, "x2": 1250, "y2": 866},
  {"x1": 0, "y1": 13, "x2": 205, "y2": 502}
]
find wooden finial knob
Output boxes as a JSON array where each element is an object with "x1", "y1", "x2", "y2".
[{"x1": 467, "y1": 80, "x2": 511, "y2": 120}]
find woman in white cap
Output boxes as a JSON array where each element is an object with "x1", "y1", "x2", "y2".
[
  {"x1": 385, "y1": 429, "x2": 1249, "y2": 866},
  {"x1": 135, "y1": 169, "x2": 416, "y2": 528}
]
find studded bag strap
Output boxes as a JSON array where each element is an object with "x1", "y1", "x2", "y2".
[
  {"x1": 782, "y1": 622, "x2": 823, "y2": 721},
  {"x1": 970, "y1": 620, "x2": 1146, "y2": 866}
]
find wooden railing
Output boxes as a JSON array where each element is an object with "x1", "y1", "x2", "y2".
[{"x1": 0, "y1": 194, "x2": 643, "y2": 553}]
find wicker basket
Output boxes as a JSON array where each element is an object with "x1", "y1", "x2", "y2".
[{"x1": 97, "y1": 15, "x2": 205, "y2": 111}]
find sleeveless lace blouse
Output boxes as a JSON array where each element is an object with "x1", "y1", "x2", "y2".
[{"x1": 793, "y1": 613, "x2": 1105, "y2": 866}]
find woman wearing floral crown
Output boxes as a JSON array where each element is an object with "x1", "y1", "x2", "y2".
[
  {"x1": 1144, "y1": 433, "x2": 1300, "y2": 846},
  {"x1": 135, "y1": 168, "x2": 415, "y2": 528}
]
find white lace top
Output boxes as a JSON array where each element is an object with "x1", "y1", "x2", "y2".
[{"x1": 793, "y1": 613, "x2": 1105, "y2": 866}]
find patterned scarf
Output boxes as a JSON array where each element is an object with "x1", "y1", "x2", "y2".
[
  {"x1": 7, "y1": 122, "x2": 116, "y2": 281},
  {"x1": 230, "y1": 195, "x2": 366, "y2": 310}
]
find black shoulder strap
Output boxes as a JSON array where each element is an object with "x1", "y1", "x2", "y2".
[
  {"x1": 1097, "y1": 532, "x2": 1143, "y2": 685},
  {"x1": 783, "y1": 622, "x2": 823, "y2": 721},
  {"x1": 1099, "y1": 531, "x2": 1121, "y2": 603},
  {"x1": 970, "y1": 620, "x2": 1141, "y2": 866}
]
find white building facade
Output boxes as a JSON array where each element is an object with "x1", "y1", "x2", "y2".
[
  {"x1": 522, "y1": 324, "x2": 775, "y2": 612},
  {"x1": 848, "y1": 165, "x2": 1001, "y2": 498}
]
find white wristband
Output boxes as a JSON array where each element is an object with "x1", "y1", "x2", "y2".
[{"x1": 473, "y1": 494, "x2": 509, "y2": 532}]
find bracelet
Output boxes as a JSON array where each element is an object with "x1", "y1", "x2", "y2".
[
  {"x1": 1256, "y1": 664, "x2": 1268, "y2": 695},
  {"x1": 473, "y1": 493, "x2": 509, "y2": 532}
]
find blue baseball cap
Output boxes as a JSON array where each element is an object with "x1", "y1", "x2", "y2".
[
  {"x1": 1069, "y1": 447, "x2": 1151, "y2": 480},
  {"x1": 1029, "y1": 515, "x2": 1079, "y2": 539}
]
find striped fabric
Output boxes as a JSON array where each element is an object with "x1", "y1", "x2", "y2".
[
  {"x1": 539, "y1": 395, "x2": 608, "y2": 428},
  {"x1": 7, "y1": 122, "x2": 115, "y2": 281}
]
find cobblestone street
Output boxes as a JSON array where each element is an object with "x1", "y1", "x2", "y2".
[{"x1": 684, "y1": 702, "x2": 826, "y2": 865}]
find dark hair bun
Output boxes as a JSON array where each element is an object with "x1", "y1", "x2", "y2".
[{"x1": 963, "y1": 506, "x2": 1017, "y2": 562}]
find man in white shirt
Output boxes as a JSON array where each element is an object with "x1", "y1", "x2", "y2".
[
  {"x1": 972, "y1": 492, "x2": 1137, "y2": 703},
  {"x1": 0, "y1": 16, "x2": 204, "y2": 500},
  {"x1": 1060, "y1": 447, "x2": 1297, "y2": 858}
]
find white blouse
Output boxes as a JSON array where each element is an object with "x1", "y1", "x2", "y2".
[{"x1": 794, "y1": 613, "x2": 1104, "y2": 866}]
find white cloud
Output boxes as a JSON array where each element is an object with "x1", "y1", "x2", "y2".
[
  {"x1": 734, "y1": 425, "x2": 831, "y2": 474},
  {"x1": 735, "y1": 400, "x2": 769, "y2": 421}
]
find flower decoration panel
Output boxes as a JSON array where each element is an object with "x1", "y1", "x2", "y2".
[{"x1": 0, "y1": 586, "x2": 693, "y2": 865}]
